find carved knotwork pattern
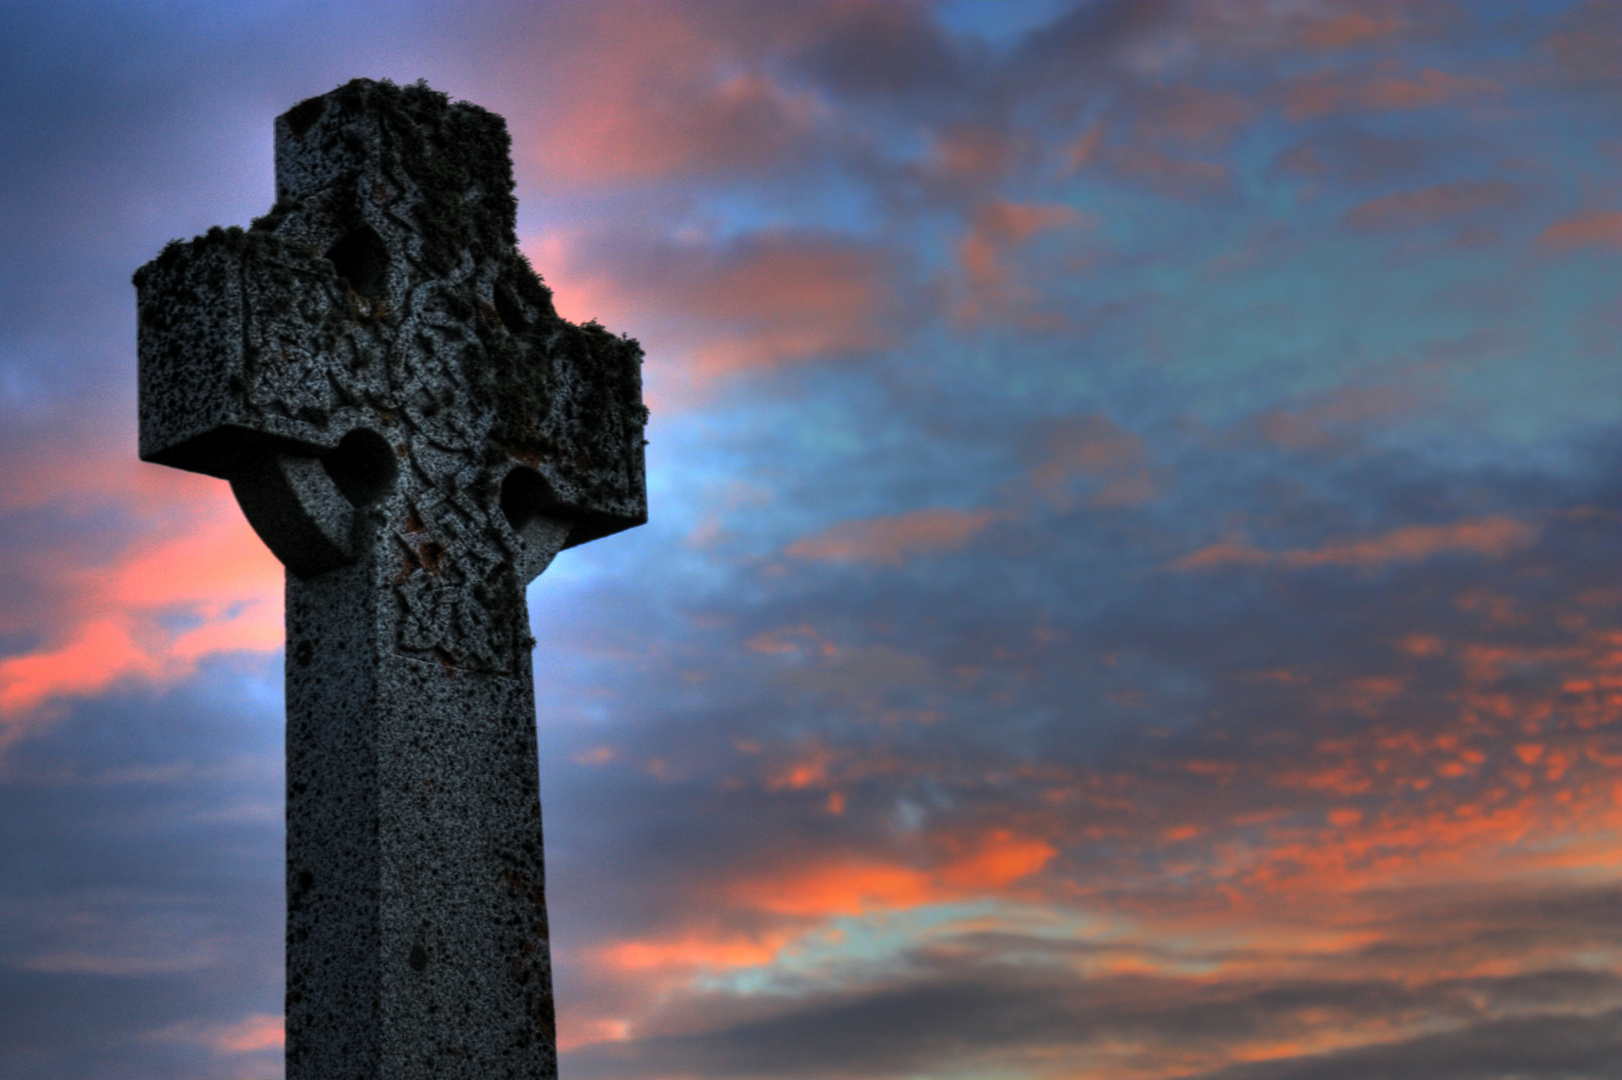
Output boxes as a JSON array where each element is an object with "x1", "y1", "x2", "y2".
[{"x1": 234, "y1": 202, "x2": 537, "y2": 674}]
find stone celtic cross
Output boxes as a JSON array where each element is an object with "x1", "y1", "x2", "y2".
[{"x1": 133, "y1": 79, "x2": 647, "y2": 1079}]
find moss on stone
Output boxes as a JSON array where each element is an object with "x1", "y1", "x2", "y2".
[{"x1": 323, "y1": 78, "x2": 517, "y2": 277}]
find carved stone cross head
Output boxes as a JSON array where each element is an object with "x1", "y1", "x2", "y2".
[{"x1": 135, "y1": 77, "x2": 647, "y2": 672}]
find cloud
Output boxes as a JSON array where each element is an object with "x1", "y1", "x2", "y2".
[
  {"x1": 1129, "y1": 84, "x2": 1253, "y2": 150},
  {"x1": 596, "y1": 930, "x2": 792, "y2": 977},
  {"x1": 1284, "y1": 65, "x2": 1497, "y2": 120},
  {"x1": 4, "y1": 5, "x2": 1621, "y2": 1080},
  {"x1": 505, "y1": 4, "x2": 827, "y2": 186},
  {"x1": 503, "y1": 1, "x2": 971, "y2": 188},
  {"x1": 1541, "y1": 0, "x2": 1622, "y2": 85},
  {"x1": 583, "y1": 832, "x2": 1056, "y2": 933},
  {"x1": 954, "y1": 200, "x2": 1088, "y2": 324},
  {"x1": 1273, "y1": 130, "x2": 1431, "y2": 185},
  {"x1": 570, "y1": 942, "x2": 1622, "y2": 1080},
  {"x1": 785, "y1": 508, "x2": 999, "y2": 566},
  {"x1": 1538, "y1": 210, "x2": 1622, "y2": 252},
  {"x1": 927, "y1": 125, "x2": 1032, "y2": 187},
  {"x1": 530, "y1": 227, "x2": 905, "y2": 391},
  {"x1": 144, "y1": 1012, "x2": 283, "y2": 1054},
  {"x1": 0, "y1": 619, "x2": 167, "y2": 720},
  {"x1": 1296, "y1": 6, "x2": 1408, "y2": 50},
  {"x1": 1030, "y1": 413, "x2": 1155, "y2": 507},
  {"x1": 1244, "y1": 382, "x2": 1430, "y2": 451},
  {"x1": 1172, "y1": 516, "x2": 1538, "y2": 571},
  {"x1": 1103, "y1": 143, "x2": 1231, "y2": 199},
  {"x1": 785, "y1": 2, "x2": 968, "y2": 101},
  {"x1": 0, "y1": 487, "x2": 281, "y2": 737},
  {"x1": 1343, "y1": 180, "x2": 1533, "y2": 230},
  {"x1": 1185, "y1": 1008, "x2": 1622, "y2": 1080}
]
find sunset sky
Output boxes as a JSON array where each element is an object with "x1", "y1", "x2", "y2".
[{"x1": 1, "y1": 2, "x2": 1620, "y2": 1078}]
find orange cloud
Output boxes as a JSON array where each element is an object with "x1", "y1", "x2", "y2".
[
  {"x1": 764, "y1": 743, "x2": 834, "y2": 791},
  {"x1": 741, "y1": 859, "x2": 936, "y2": 918},
  {"x1": 558, "y1": 619, "x2": 1622, "y2": 1072},
  {"x1": 786, "y1": 508, "x2": 998, "y2": 566},
  {"x1": 1537, "y1": 210, "x2": 1622, "y2": 252},
  {"x1": 1344, "y1": 180, "x2": 1532, "y2": 230},
  {"x1": 938, "y1": 830, "x2": 1059, "y2": 891},
  {"x1": 1285, "y1": 65, "x2": 1497, "y2": 119},
  {"x1": 146, "y1": 1012, "x2": 283, "y2": 1055},
  {"x1": 1174, "y1": 516, "x2": 1537, "y2": 572},
  {"x1": 0, "y1": 489, "x2": 282, "y2": 736},
  {"x1": 598, "y1": 930, "x2": 790, "y2": 974},
  {"x1": 548, "y1": 402, "x2": 1615, "y2": 1075},
  {"x1": 735, "y1": 830, "x2": 1056, "y2": 918},
  {"x1": 1088, "y1": 618, "x2": 1622, "y2": 912}
]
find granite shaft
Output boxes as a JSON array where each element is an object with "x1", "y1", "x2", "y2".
[{"x1": 285, "y1": 544, "x2": 556, "y2": 1080}]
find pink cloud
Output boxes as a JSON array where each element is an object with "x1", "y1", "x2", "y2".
[
  {"x1": 1543, "y1": 0, "x2": 1622, "y2": 84},
  {"x1": 1246, "y1": 383, "x2": 1428, "y2": 451},
  {"x1": 0, "y1": 618, "x2": 166, "y2": 718},
  {"x1": 786, "y1": 508, "x2": 999, "y2": 566},
  {"x1": 1104, "y1": 143, "x2": 1230, "y2": 199},
  {"x1": 1537, "y1": 210, "x2": 1622, "y2": 252},
  {"x1": 528, "y1": 227, "x2": 902, "y2": 401},
  {"x1": 1030, "y1": 414, "x2": 1155, "y2": 508},
  {"x1": 146, "y1": 1012, "x2": 283, "y2": 1055},
  {"x1": 1063, "y1": 124, "x2": 1104, "y2": 173},
  {"x1": 505, "y1": 2, "x2": 953, "y2": 188},
  {"x1": 0, "y1": 484, "x2": 281, "y2": 738},
  {"x1": 1285, "y1": 65, "x2": 1497, "y2": 120},
  {"x1": 1131, "y1": 84, "x2": 1253, "y2": 151},
  {"x1": 507, "y1": 6, "x2": 822, "y2": 186},
  {"x1": 1297, "y1": 6, "x2": 1407, "y2": 50},
  {"x1": 954, "y1": 200, "x2": 1088, "y2": 325},
  {"x1": 1172, "y1": 516, "x2": 1538, "y2": 572},
  {"x1": 928, "y1": 124, "x2": 1031, "y2": 185},
  {"x1": 1344, "y1": 180, "x2": 1532, "y2": 230}
]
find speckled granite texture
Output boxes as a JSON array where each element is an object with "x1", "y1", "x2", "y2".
[{"x1": 134, "y1": 78, "x2": 648, "y2": 1080}]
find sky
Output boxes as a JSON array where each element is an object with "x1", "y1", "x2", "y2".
[{"x1": 0, "y1": 1, "x2": 1618, "y2": 1078}]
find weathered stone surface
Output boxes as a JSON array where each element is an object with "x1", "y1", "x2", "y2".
[{"x1": 134, "y1": 78, "x2": 648, "y2": 1080}]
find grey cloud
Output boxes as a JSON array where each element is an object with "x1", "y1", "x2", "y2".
[
  {"x1": 569, "y1": 944, "x2": 1622, "y2": 1079},
  {"x1": 0, "y1": 662, "x2": 283, "y2": 1079},
  {"x1": 1189, "y1": 1008, "x2": 1622, "y2": 1080}
]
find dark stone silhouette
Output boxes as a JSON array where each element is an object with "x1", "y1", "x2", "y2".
[{"x1": 134, "y1": 78, "x2": 648, "y2": 1080}]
